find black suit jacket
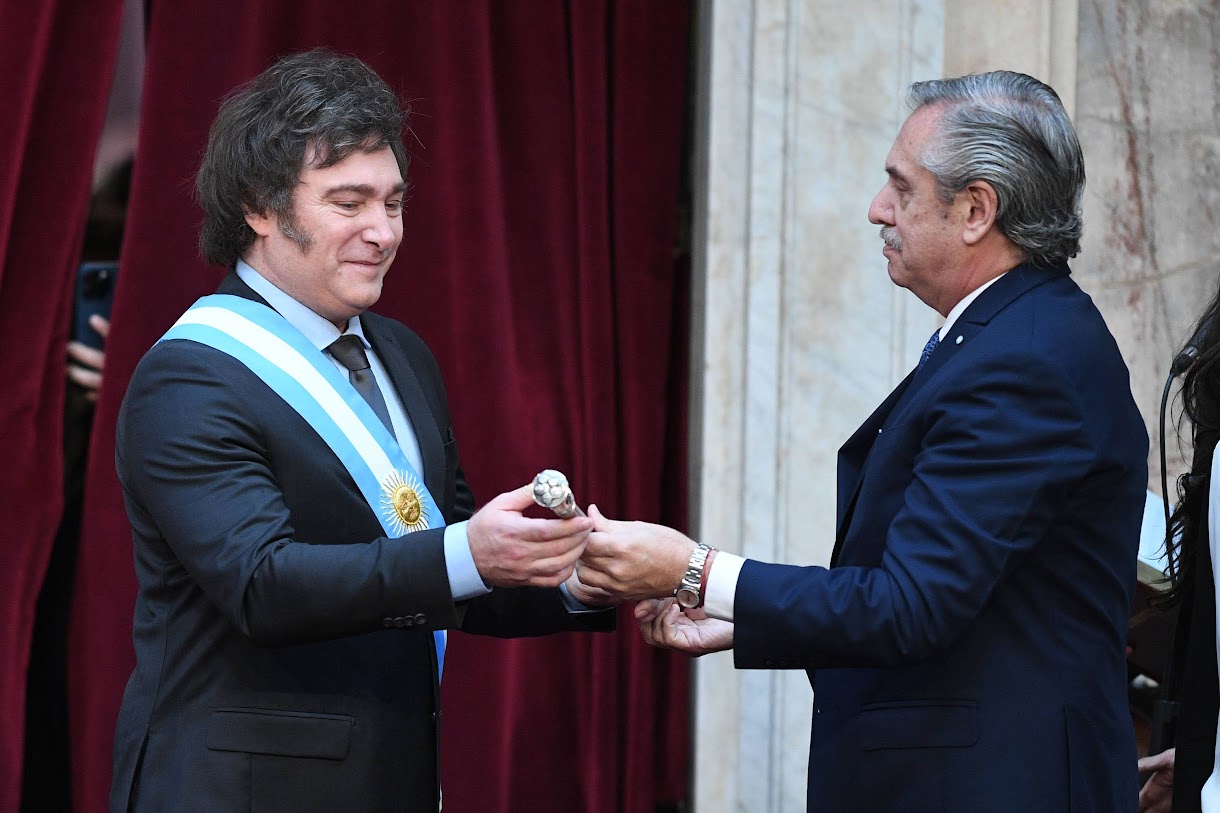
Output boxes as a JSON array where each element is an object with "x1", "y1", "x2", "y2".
[{"x1": 110, "y1": 273, "x2": 610, "y2": 812}]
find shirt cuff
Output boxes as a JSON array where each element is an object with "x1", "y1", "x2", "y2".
[
  {"x1": 557, "y1": 581, "x2": 605, "y2": 614},
  {"x1": 703, "y1": 551, "x2": 745, "y2": 621},
  {"x1": 444, "y1": 521, "x2": 491, "y2": 602}
]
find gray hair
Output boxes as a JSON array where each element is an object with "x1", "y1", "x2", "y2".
[
  {"x1": 908, "y1": 71, "x2": 1084, "y2": 267},
  {"x1": 196, "y1": 49, "x2": 410, "y2": 267}
]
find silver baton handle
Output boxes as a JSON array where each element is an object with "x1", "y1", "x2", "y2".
[{"x1": 531, "y1": 469, "x2": 585, "y2": 518}]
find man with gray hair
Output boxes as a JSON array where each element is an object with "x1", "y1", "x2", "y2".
[
  {"x1": 578, "y1": 71, "x2": 1147, "y2": 811},
  {"x1": 110, "y1": 50, "x2": 611, "y2": 812}
]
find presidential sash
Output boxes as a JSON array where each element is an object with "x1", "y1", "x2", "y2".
[{"x1": 160, "y1": 294, "x2": 448, "y2": 675}]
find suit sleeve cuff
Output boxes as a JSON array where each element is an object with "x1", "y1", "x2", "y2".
[
  {"x1": 444, "y1": 521, "x2": 492, "y2": 601},
  {"x1": 703, "y1": 551, "x2": 745, "y2": 621}
]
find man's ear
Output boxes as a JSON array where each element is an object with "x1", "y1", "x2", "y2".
[
  {"x1": 244, "y1": 207, "x2": 275, "y2": 238},
  {"x1": 961, "y1": 180, "x2": 999, "y2": 246}
]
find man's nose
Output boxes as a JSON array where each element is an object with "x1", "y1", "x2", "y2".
[
  {"x1": 363, "y1": 207, "x2": 398, "y2": 248},
  {"x1": 867, "y1": 189, "x2": 889, "y2": 225}
]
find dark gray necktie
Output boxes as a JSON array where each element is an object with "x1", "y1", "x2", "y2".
[{"x1": 327, "y1": 334, "x2": 397, "y2": 439}]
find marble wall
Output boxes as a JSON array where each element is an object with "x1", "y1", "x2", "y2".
[
  {"x1": 690, "y1": 1, "x2": 945, "y2": 810},
  {"x1": 1075, "y1": 0, "x2": 1220, "y2": 490},
  {"x1": 688, "y1": 0, "x2": 1218, "y2": 810}
]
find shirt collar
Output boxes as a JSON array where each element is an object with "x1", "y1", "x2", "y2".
[
  {"x1": 235, "y1": 259, "x2": 368, "y2": 350},
  {"x1": 938, "y1": 272, "x2": 1006, "y2": 340}
]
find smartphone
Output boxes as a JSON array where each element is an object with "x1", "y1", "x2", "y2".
[{"x1": 72, "y1": 261, "x2": 118, "y2": 350}]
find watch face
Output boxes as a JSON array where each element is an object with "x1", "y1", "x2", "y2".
[{"x1": 675, "y1": 587, "x2": 699, "y2": 609}]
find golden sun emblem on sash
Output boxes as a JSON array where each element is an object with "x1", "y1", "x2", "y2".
[{"x1": 380, "y1": 470, "x2": 430, "y2": 535}]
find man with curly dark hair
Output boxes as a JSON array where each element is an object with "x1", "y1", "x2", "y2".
[{"x1": 110, "y1": 50, "x2": 611, "y2": 813}]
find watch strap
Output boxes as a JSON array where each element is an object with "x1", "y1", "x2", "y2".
[
  {"x1": 698, "y1": 548, "x2": 717, "y2": 606},
  {"x1": 675, "y1": 543, "x2": 713, "y2": 608}
]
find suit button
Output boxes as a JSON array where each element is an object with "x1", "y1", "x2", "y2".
[
  {"x1": 413, "y1": 613, "x2": 427, "y2": 626},
  {"x1": 403, "y1": 615, "x2": 415, "y2": 627},
  {"x1": 394, "y1": 616, "x2": 408, "y2": 628},
  {"x1": 382, "y1": 618, "x2": 394, "y2": 628}
]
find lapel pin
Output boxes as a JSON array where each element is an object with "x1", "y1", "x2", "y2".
[{"x1": 955, "y1": 335, "x2": 963, "y2": 345}]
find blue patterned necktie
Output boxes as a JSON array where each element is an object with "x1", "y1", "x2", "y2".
[{"x1": 916, "y1": 330, "x2": 940, "y2": 372}]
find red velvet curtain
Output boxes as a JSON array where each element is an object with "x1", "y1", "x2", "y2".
[
  {"x1": 66, "y1": 2, "x2": 692, "y2": 811},
  {"x1": 0, "y1": 2, "x2": 125, "y2": 810}
]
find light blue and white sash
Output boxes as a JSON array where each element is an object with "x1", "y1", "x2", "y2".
[{"x1": 160, "y1": 294, "x2": 447, "y2": 675}]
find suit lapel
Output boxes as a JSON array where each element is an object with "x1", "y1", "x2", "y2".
[
  {"x1": 362, "y1": 318, "x2": 445, "y2": 502},
  {"x1": 893, "y1": 264, "x2": 1067, "y2": 407},
  {"x1": 836, "y1": 372, "x2": 914, "y2": 523},
  {"x1": 831, "y1": 263, "x2": 1068, "y2": 566},
  {"x1": 831, "y1": 371, "x2": 914, "y2": 565},
  {"x1": 217, "y1": 271, "x2": 446, "y2": 503}
]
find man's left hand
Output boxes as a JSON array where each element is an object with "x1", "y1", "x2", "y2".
[
  {"x1": 635, "y1": 598, "x2": 734, "y2": 655},
  {"x1": 576, "y1": 505, "x2": 694, "y2": 601}
]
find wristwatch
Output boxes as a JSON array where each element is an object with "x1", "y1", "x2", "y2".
[{"x1": 674, "y1": 543, "x2": 713, "y2": 609}]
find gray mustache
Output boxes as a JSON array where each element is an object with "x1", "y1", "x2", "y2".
[{"x1": 880, "y1": 226, "x2": 902, "y2": 251}]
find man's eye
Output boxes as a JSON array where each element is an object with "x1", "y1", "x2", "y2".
[
  {"x1": 336, "y1": 201, "x2": 360, "y2": 211},
  {"x1": 386, "y1": 201, "x2": 403, "y2": 216}
]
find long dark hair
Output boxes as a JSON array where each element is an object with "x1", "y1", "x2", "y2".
[{"x1": 1162, "y1": 285, "x2": 1220, "y2": 608}]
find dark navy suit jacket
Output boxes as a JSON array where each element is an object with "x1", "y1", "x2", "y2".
[
  {"x1": 734, "y1": 265, "x2": 1147, "y2": 812},
  {"x1": 110, "y1": 273, "x2": 610, "y2": 812}
]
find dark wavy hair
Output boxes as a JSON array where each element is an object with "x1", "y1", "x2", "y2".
[
  {"x1": 1161, "y1": 285, "x2": 1220, "y2": 609},
  {"x1": 196, "y1": 49, "x2": 410, "y2": 267}
]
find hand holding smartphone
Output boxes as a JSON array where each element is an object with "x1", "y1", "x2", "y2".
[
  {"x1": 68, "y1": 262, "x2": 117, "y2": 399},
  {"x1": 72, "y1": 262, "x2": 117, "y2": 349}
]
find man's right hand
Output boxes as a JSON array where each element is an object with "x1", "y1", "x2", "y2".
[{"x1": 467, "y1": 484, "x2": 593, "y2": 588}]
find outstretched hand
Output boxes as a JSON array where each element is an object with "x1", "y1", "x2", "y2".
[
  {"x1": 576, "y1": 504, "x2": 694, "y2": 602},
  {"x1": 467, "y1": 485, "x2": 592, "y2": 589},
  {"x1": 635, "y1": 598, "x2": 733, "y2": 656}
]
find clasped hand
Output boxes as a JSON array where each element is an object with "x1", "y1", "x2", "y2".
[
  {"x1": 467, "y1": 485, "x2": 593, "y2": 589},
  {"x1": 579, "y1": 505, "x2": 734, "y2": 655},
  {"x1": 576, "y1": 504, "x2": 694, "y2": 601},
  {"x1": 466, "y1": 488, "x2": 733, "y2": 653}
]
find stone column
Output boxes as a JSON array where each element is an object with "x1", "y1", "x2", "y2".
[
  {"x1": 943, "y1": 0, "x2": 1079, "y2": 115},
  {"x1": 1074, "y1": 0, "x2": 1220, "y2": 494},
  {"x1": 690, "y1": 2, "x2": 944, "y2": 810}
]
